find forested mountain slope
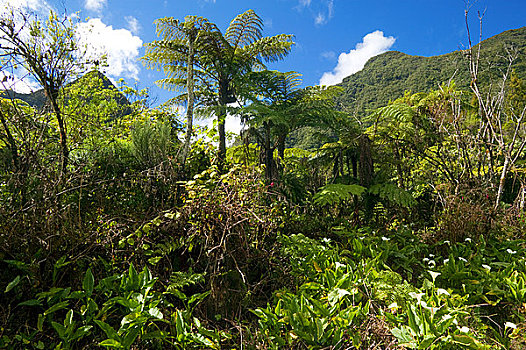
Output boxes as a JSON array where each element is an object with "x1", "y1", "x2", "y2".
[
  {"x1": 0, "y1": 70, "x2": 130, "y2": 111},
  {"x1": 336, "y1": 26, "x2": 526, "y2": 117}
]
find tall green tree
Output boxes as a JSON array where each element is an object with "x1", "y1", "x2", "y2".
[
  {"x1": 198, "y1": 10, "x2": 294, "y2": 164},
  {"x1": 243, "y1": 70, "x2": 343, "y2": 180},
  {"x1": 142, "y1": 15, "x2": 217, "y2": 167},
  {"x1": 0, "y1": 10, "x2": 89, "y2": 175}
]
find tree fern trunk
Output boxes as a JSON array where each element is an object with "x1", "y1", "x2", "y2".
[
  {"x1": 181, "y1": 37, "x2": 195, "y2": 167},
  {"x1": 217, "y1": 82, "x2": 229, "y2": 166}
]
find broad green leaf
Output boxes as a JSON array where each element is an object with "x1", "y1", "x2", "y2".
[
  {"x1": 64, "y1": 309, "x2": 73, "y2": 327},
  {"x1": 148, "y1": 256, "x2": 162, "y2": 265},
  {"x1": 5, "y1": 275, "x2": 21, "y2": 293},
  {"x1": 51, "y1": 321, "x2": 66, "y2": 338},
  {"x1": 122, "y1": 326, "x2": 141, "y2": 348},
  {"x1": 407, "y1": 305, "x2": 422, "y2": 336},
  {"x1": 188, "y1": 290, "x2": 211, "y2": 307},
  {"x1": 37, "y1": 314, "x2": 44, "y2": 332},
  {"x1": 18, "y1": 299, "x2": 42, "y2": 307},
  {"x1": 391, "y1": 326, "x2": 416, "y2": 348},
  {"x1": 83, "y1": 268, "x2": 94, "y2": 296},
  {"x1": 72, "y1": 325, "x2": 93, "y2": 340},
  {"x1": 128, "y1": 264, "x2": 139, "y2": 290},
  {"x1": 176, "y1": 310, "x2": 185, "y2": 336},
  {"x1": 99, "y1": 339, "x2": 123, "y2": 348},
  {"x1": 94, "y1": 320, "x2": 120, "y2": 341},
  {"x1": 44, "y1": 301, "x2": 69, "y2": 315},
  {"x1": 418, "y1": 335, "x2": 437, "y2": 349}
]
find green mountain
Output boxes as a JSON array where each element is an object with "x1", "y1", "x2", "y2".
[
  {"x1": 336, "y1": 26, "x2": 526, "y2": 117},
  {"x1": 0, "y1": 70, "x2": 131, "y2": 113},
  {"x1": 0, "y1": 89, "x2": 47, "y2": 109}
]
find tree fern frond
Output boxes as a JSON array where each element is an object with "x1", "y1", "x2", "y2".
[
  {"x1": 371, "y1": 103, "x2": 416, "y2": 125},
  {"x1": 225, "y1": 9, "x2": 263, "y2": 49},
  {"x1": 155, "y1": 77, "x2": 187, "y2": 91},
  {"x1": 241, "y1": 34, "x2": 295, "y2": 63},
  {"x1": 368, "y1": 183, "x2": 416, "y2": 207},
  {"x1": 313, "y1": 183, "x2": 366, "y2": 206}
]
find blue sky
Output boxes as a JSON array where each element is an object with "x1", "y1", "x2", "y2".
[{"x1": 2, "y1": 0, "x2": 525, "y2": 106}]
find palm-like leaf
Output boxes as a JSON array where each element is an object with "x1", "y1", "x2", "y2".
[{"x1": 225, "y1": 10, "x2": 263, "y2": 49}]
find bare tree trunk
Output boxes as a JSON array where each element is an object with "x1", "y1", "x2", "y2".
[
  {"x1": 48, "y1": 89, "x2": 69, "y2": 175},
  {"x1": 494, "y1": 156, "x2": 509, "y2": 209}
]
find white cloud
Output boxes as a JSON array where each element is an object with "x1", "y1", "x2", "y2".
[
  {"x1": 84, "y1": 0, "x2": 106, "y2": 12},
  {"x1": 319, "y1": 30, "x2": 395, "y2": 86},
  {"x1": 0, "y1": 0, "x2": 51, "y2": 93},
  {"x1": 0, "y1": 0, "x2": 53, "y2": 18},
  {"x1": 0, "y1": 70, "x2": 40, "y2": 94},
  {"x1": 125, "y1": 16, "x2": 140, "y2": 35},
  {"x1": 76, "y1": 18, "x2": 143, "y2": 80},
  {"x1": 299, "y1": 0, "x2": 311, "y2": 7},
  {"x1": 225, "y1": 114, "x2": 244, "y2": 139},
  {"x1": 0, "y1": 0, "x2": 52, "y2": 15},
  {"x1": 195, "y1": 106, "x2": 245, "y2": 146}
]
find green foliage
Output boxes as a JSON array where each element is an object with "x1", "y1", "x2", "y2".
[
  {"x1": 131, "y1": 118, "x2": 175, "y2": 168},
  {"x1": 369, "y1": 183, "x2": 416, "y2": 208},
  {"x1": 313, "y1": 183, "x2": 366, "y2": 206},
  {"x1": 2, "y1": 8, "x2": 526, "y2": 350},
  {"x1": 337, "y1": 27, "x2": 526, "y2": 117}
]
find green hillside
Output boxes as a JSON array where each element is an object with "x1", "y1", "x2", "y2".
[
  {"x1": 0, "y1": 70, "x2": 131, "y2": 112},
  {"x1": 0, "y1": 89, "x2": 47, "y2": 109},
  {"x1": 337, "y1": 26, "x2": 526, "y2": 117}
]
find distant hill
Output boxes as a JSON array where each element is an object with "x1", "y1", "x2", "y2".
[
  {"x1": 336, "y1": 26, "x2": 526, "y2": 117},
  {"x1": 0, "y1": 89, "x2": 47, "y2": 109},
  {"x1": 0, "y1": 70, "x2": 131, "y2": 114}
]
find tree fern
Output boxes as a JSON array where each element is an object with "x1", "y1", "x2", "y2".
[
  {"x1": 368, "y1": 183, "x2": 416, "y2": 208},
  {"x1": 225, "y1": 10, "x2": 263, "y2": 49},
  {"x1": 313, "y1": 183, "x2": 366, "y2": 206}
]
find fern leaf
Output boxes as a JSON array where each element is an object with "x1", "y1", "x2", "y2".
[{"x1": 313, "y1": 184, "x2": 366, "y2": 206}]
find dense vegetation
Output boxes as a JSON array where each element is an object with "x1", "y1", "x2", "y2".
[
  {"x1": 1, "y1": 7, "x2": 526, "y2": 350},
  {"x1": 336, "y1": 27, "x2": 526, "y2": 117}
]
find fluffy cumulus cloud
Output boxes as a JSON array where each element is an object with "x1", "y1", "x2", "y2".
[
  {"x1": 0, "y1": 70, "x2": 40, "y2": 93},
  {"x1": 76, "y1": 18, "x2": 143, "y2": 80},
  {"x1": 0, "y1": 0, "x2": 52, "y2": 15},
  {"x1": 0, "y1": 0, "x2": 54, "y2": 93},
  {"x1": 319, "y1": 30, "x2": 395, "y2": 86},
  {"x1": 84, "y1": 0, "x2": 107, "y2": 12}
]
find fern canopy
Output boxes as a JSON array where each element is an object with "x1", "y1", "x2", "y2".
[
  {"x1": 313, "y1": 184, "x2": 366, "y2": 206},
  {"x1": 368, "y1": 183, "x2": 416, "y2": 208}
]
